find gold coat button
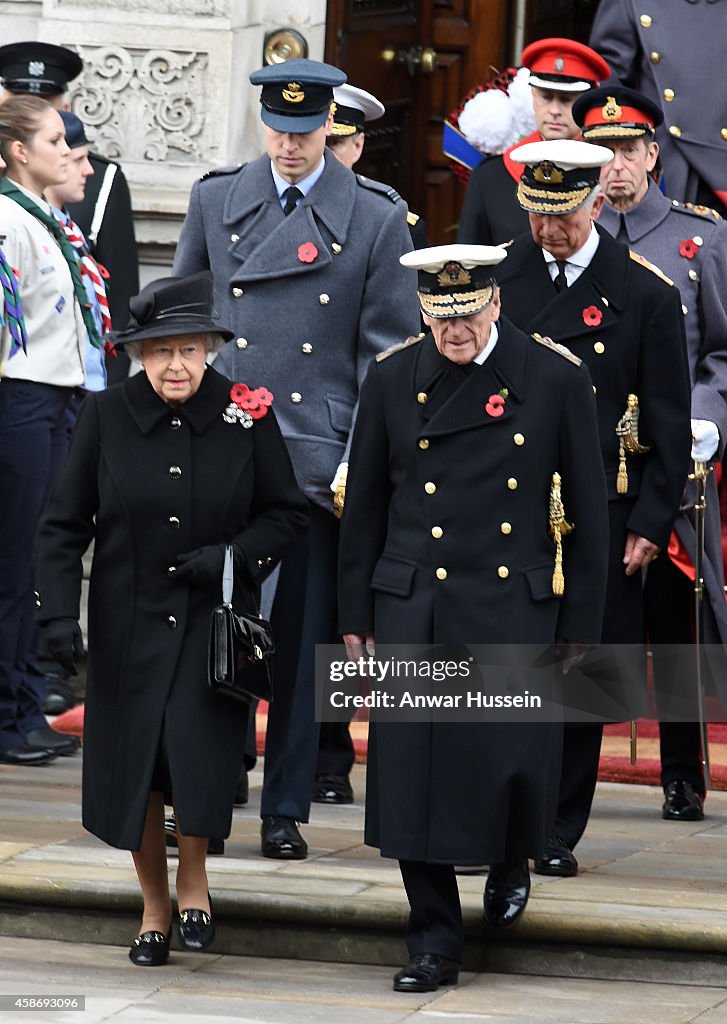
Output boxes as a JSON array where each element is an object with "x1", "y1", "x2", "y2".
[
  {"x1": 301, "y1": 343, "x2": 313, "y2": 354},
  {"x1": 168, "y1": 565, "x2": 176, "y2": 574},
  {"x1": 168, "y1": 615, "x2": 177, "y2": 629},
  {"x1": 230, "y1": 233, "x2": 240, "y2": 242},
  {"x1": 169, "y1": 465, "x2": 181, "y2": 479},
  {"x1": 170, "y1": 416, "x2": 181, "y2": 430},
  {"x1": 319, "y1": 293, "x2": 330, "y2": 305},
  {"x1": 500, "y1": 522, "x2": 512, "y2": 535},
  {"x1": 507, "y1": 477, "x2": 518, "y2": 490},
  {"x1": 417, "y1": 392, "x2": 428, "y2": 404},
  {"x1": 669, "y1": 125, "x2": 682, "y2": 138},
  {"x1": 418, "y1": 438, "x2": 430, "y2": 449},
  {"x1": 232, "y1": 286, "x2": 243, "y2": 298},
  {"x1": 332, "y1": 243, "x2": 342, "y2": 254},
  {"x1": 693, "y1": 235, "x2": 704, "y2": 246},
  {"x1": 594, "y1": 341, "x2": 605, "y2": 354},
  {"x1": 722, "y1": 129, "x2": 727, "y2": 141},
  {"x1": 688, "y1": 269, "x2": 698, "y2": 281},
  {"x1": 663, "y1": 88, "x2": 675, "y2": 102},
  {"x1": 236, "y1": 337, "x2": 248, "y2": 349},
  {"x1": 435, "y1": 567, "x2": 448, "y2": 581},
  {"x1": 168, "y1": 516, "x2": 180, "y2": 529},
  {"x1": 640, "y1": 13, "x2": 652, "y2": 26},
  {"x1": 291, "y1": 392, "x2": 302, "y2": 403},
  {"x1": 425, "y1": 481, "x2": 437, "y2": 494},
  {"x1": 431, "y1": 526, "x2": 443, "y2": 539},
  {"x1": 497, "y1": 566, "x2": 509, "y2": 579},
  {"x1": 513, "y1": 433, "x2": 525, "y2": 446},
  {"x1": 650, "y1": 51, "x2": 661, "y2": 63}
]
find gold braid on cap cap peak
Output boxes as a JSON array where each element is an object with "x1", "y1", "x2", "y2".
[
  {"x1": 419, "y1": 285, "x2": 494, "y2": 319},
  {"x1": 329, "y1": 122, "x2": 359, "y2": 136},
  {"x1": 517, "y1": 179, "x2": 593, "y2": 213},
  {"x1": 583, "y1": 124, "x2": 650, "y2": 139}
]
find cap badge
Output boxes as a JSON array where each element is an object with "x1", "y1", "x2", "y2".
[
  {"x1": 554, "y1": 56, "x2": 565, "y2": 71},
  {"x1": 437, "y1": 262, "x2": 471, "y2": 287},
  {"x1": 602, "y1": 97, "x2": 623, "y2": 121},
  {"x1": 282, "y1": 82, "x2": 305, "y2": 103},
  {"x1": 533, "y1": 161, "x2": 564, "y2": 184},
  {"x1": 330, "y1": 101, "x2": 337, "y2": 114},
  {"x1": 28, "y1": 61, "x2": 45, "y2": 77}
]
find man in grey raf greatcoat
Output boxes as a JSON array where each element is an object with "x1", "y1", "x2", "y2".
[
  {"x1": 573, "y1": 85, "x2": 727, "y2": 822},
  {"x1": 173, "y1": 58, "x2": 420, "y2": 859}
]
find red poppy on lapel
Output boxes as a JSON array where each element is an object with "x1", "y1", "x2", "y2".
[
  {"x1": 229, "y1": 383, "x2": 274, "y2": 420},
  {"x1": 485, "y1": 394, "x2": 506, "y2": 417},
  {"x1": 298, "y1": 242, "x2": 318, "y2": 263},
  {"x1": 679, "y1": 239, "x2": 697, "y2": 259},
  {"x1": 582, "y1": 305, "x2": 602, "y2": 327}
]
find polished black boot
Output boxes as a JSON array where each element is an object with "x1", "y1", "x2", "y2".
[{"x1": 484, "y1": 859, "x2": 531, "y2": 929}]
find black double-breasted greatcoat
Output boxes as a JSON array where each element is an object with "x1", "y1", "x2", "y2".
[
  {"x1": 35, "y1": 368, "x2": 308, "y2": 850},
  {"x1": 338, "y1": 319, "x2": 609, "y2": 864}
]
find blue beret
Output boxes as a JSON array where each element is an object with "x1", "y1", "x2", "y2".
[{"x1": 59, "y1": 110, "x2": 89, "y2": 149}]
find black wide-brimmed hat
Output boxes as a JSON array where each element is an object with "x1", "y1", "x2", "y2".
[{"x1": 110, "y1": 272, "x2": 234, "y2": 347}]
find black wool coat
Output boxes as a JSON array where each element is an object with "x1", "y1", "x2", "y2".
[
  {"x1": 338, "y1": 319, "x2": 610, "y2": 864},
  {"x1": 36, "y1": 367, "x2": 308, "y2": 850}
]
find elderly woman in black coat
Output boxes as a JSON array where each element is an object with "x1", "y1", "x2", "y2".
[{"x1": 35, "y1": 272, "x2": 308, "y2": 966}]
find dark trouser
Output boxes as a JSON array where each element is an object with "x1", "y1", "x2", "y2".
[
  {"x1": 399, "y1": 859, "x2": 464, "y2": 963},
  {"x1": 316, "y1": 721, "x2": 356, "y2": 777},
  {"x1": 0, "y1": 380, "x2": 74, "y2": 754},
  {"x1": 644, "y1": 553, "x2": 704, "y2": 795},
  {"x1": 260, "y1": 503, "x2": 339, "y2": 821}
]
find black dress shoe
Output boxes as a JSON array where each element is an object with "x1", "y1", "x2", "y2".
[
  {"x1": 393, "y1": 953, "x2": 459, "y2": 993},
  {"x1": 312, "y1": 774, "x2": 354, "y2": 804},
  {"x1": 41, "y1": 676, "x2": 77, "y2": 716},
  {"x1": 233, "y1": 767, "x2": 249, "y2": 807},
  {"x1": 164, "y1": 815, "x2": 224, "y2": 855},
  {"x1": 260, "y1": 816, "x2": 308, "y2": 859},
  {"x1": 129, "y1": 929, "x2": 170, "y2": 967},
  {"x1": 662, "y1": 780, "x2": 704, "y2": 821},
  {"x1": 0, "y1": 745, "x2": 58, "y2": 766},
  {"x1": 533, "y1": 835, "x2": 578, "y2": 877},
  {"x1": 484, "y1": 859, "x2": 531, "y2": 929},
  {"x1": 23, "y1": 726, "x2": 80, "y2": 757},
  {"x1": 178, "y1": 894, "x2": 215, "y2": 952}
]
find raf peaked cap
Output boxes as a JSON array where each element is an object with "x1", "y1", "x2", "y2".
[
  {"x1": 250, "y1": 58, "x2": 346, "y2": 133},
  {"x1": 0, "y1": 41, "x2": 82, "y2": 96},
  {"x1": 573, "y1": 86, "x2": 664, "y2": 142},
  {"x1": 110, "y1": 271, "x2": 234, "y2": 346},
  {"x1": 59, "y1": 110, "x2": 89, "y2": 150},
  {"x1": 521, "y1": 37, "x2": 609, "y2": 93},
  {"x1": 401, "y1": 244, "x2": 508, "y2": 319},
  {"x1": 330, "y1": 83, "x2": 385, "y2": 136},
  {"x1": 510, "y1": 139, "x2": 611, "y2": 215}
]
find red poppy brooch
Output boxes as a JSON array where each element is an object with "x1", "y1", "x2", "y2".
[
  {"x1": 582, "y1": 305, "x2": 603, "y2": 327},
  {"x1": 485, "y1": 388, "x2": 508, "y2": 418},
  {"x1": 298, "y1": 242, "x2": 318, "y2": 264},
  {"x1": 224, "y1": 383, "x2": 274, "y2": 428},
  {"x1": 679, "y1": 239, "x2": 697, "y2": 259}
]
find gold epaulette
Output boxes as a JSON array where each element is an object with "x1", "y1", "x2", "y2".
[
  {"x1": 531, "y1": 332, "x2": 582, "y2": 367},
  {"x1": 683, "y1": 201, "x2": 722, "y2": 221},
  {"x1": 629, "y1": 250, "x2": 674, "y2": 286},
  {"x1": 406, "y1": 211, "x2": 420, "y2": 227},
  {"x1": 376, "y1": 333, "x2": 426, "y2": 362}
]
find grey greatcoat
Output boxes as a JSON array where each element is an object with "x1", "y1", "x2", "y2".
[
  {"x1": 35, "y1": 368, "x2": 308, "y2": 850},
  {"x1": 173, "y1": 150, "x2": 421, "y2": 510},
  {"x1": 600, "y1": 183, "x2": 727, "y2": 651},
  {"x1": 338, "y1": 319, "x2": 610, "y2": 864}
]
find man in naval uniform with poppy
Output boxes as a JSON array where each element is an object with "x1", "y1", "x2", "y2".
[
  {"x1": 338, "y1": 242, "x2": 609, "y2": 991},
  {"x1": 173, "y1": 59, "x2": 420, "y2": 860},
  {"x1": 494, "y1": 138, "x2": 692, "y2": 877}
]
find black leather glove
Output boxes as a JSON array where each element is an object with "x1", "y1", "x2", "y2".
[
  {"x1": 42, "y1": 618, "x2": 85, "y2": 677},
  {"x1": 173, "y1": 544, "x2": 227, "y2": 585}
]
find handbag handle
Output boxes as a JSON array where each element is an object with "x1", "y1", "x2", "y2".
[{"x1": 222, "y1": 544, "x2": 234, "y2": 606}]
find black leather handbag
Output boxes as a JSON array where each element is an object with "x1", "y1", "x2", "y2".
[{"x1": 208, "y1": 546, "x2": 274, "y2": 703}]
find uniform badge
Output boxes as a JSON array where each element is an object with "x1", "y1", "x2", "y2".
[
  {"x1": 55, "y1": 295, "x2": 66, "y2": 313},
  {"x1": 437, "y1": 262, "x2": 471, "y2": 287},
  {"x1": 554, "y1": 56, "x2": 565, "y2": 71},
  {"x1": 298, "y1": 242, "x2": 318, "y2": 263},
  {"x1": 28, "y1": 61, "x2": 45, "y2": 77},
  {"x1": 602, "y1": 96, "x2": 622, "y2": 121},
  {"x1": 679, "y1": 239, "x2": 697, "y2": 259},
  {"x1": 533, "y1": 161, "x2": 564, "y2": 184},
  {"x1": 224, "y1": 383, "x2": 274, "y2": 427},
  {"x1": 582, "y1": 305, "x2": 603, "y2": 326},
  {"x1": 282, "y1": 82, "x2": 305, "y2": 104}
]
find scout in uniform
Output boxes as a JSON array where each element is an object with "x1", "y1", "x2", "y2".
[
  {"x1": 457, "y1": 38, "x2": 609, "y2": 246},
  {"x1": 339, "y1": 243, "x2": 609, "y2": 991},
  {"x1": 574, "y1": 85, "x2": 727, "y2": 822},
  {"x1": 173, "y1": 58, "x2": 420, "y2": 860},
  {"x1": 494, "y1": 138, "x2": 692, "y2": 875}
]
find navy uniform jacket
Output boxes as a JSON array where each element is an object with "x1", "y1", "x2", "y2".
[
  {"x1": 173, "y1": 151, "x2": 420, "y2": 511},
  {"x1": 600, "y1": 183, "x2": 727, "y2": 647},
  {"x1": 495, "y1": 226, "x2": 692, "y2": 642},
  {"x1": 457, "y1": 131, "x2": 537, "y2": 245},
  {"x1": 590, "y1": 0, "x2": 727, "y2": 209},
  {"x1": 338, "y1": 318, "x2": 609, "y2": 862}
]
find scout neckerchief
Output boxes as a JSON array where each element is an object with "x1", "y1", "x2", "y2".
[
  {"x1": 0, "y1": 245, "x2": 28, "y2": 357},
  {"x1": 55, "y1": 208, "x2": 112, "y2": 335},
  {"x1": 0, "y1": 177, "x2": 103, "y2": 349}
]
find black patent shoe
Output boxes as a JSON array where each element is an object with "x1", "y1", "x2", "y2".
[
  {"x1": 260, "y1": 816, "x2": 308, "y2": 859},
  {"x1": 129, "y1": 929, "x2": 170, "y2": 967},
  {"x1": 164, "y1": 815, "x2": 224, "y2": 855},
  {"x1": 662, "y1": 780, "x2": 704, "y2": 821},
  {"x1": 484, "y1": 859, "x2": 531, "y2": 929},
  {"x1": 312, "y1": 774, "x2": 354, "y2": 804},
  {"x1": 23, "y1": 726, "x2": 79, "y2": 757},
  {"x1": 393, "y1": 952, "x2": 459, "y2": 993},
  {"x1": 533, "y1": 834, "x2": 579, "y2": 877},
  {"x1": 178, "y1": 894, "x2": 215, "y2": 952}
]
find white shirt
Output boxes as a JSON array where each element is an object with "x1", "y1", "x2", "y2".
[
  {"x1": 542, "y1": 223, "x2": 600, "y2": 287},
  {"x1": 270, "y1": 156, "x2": 326, "y2": 211},
  {"x1": 474, "y1": 322, "x2": 498, "y2": 365}
]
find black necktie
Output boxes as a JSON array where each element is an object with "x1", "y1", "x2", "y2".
[
  {"x1": 554, "y1": 260, "x2": 568, "y2": 292},
  {"x1": 615, "y1": 213, "x2": 629, "y2": 245},
  {"x1": 282, "y1": 186, "x2": 302, "y2": 216}
]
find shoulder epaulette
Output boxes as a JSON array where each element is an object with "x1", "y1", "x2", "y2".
[
  {"x1": 681, "y1": 201, "x2": 722, "y2": 221},
  {"x1": 356, "y1": 174, "x2": 401, "y2": 202},
  {"x1": 200, "y1": 164, "x2": 244, "y2": 182},
  {"x1": 406, "y1": 211, "x2": 420, "y2": 226},
  {"x1": 376, "y1": 333, "x2": 425, "y2": 362},
  {"x1": 629, "y1": 250, "x2": 674, "y2": 286},
  {"x1": 531, "y1": 332, "x2": 582, "y2": 367}
]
